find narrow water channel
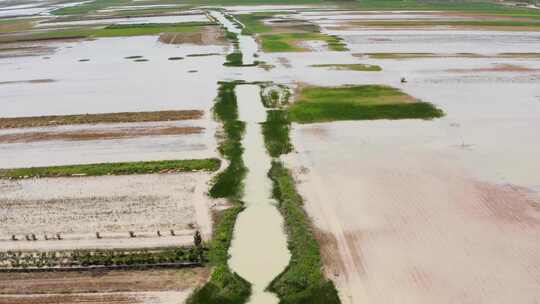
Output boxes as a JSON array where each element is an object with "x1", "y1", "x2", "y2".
[
  {"x1": 208, "y1": 10, "x2": 258, "y2": 65},
  {"x1": 229, "y1": 85, "x2": 290, "y2": 304}
]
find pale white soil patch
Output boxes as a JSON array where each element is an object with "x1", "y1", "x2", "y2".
[{"x1": 0, "y1": 172, "x2": 214, "y2": 251}]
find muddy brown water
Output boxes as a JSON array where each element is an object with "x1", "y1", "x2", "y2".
[{"x1": 228, "y1": 84, "x2": 290, "y2": 304}]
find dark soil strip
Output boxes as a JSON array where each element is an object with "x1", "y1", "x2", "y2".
[
  {"x1": 0, "y1": 110, "x2": 204, "y2": 129},
  {"x1": 0, "y1": 126, "x2": 203, "y2": 143}
]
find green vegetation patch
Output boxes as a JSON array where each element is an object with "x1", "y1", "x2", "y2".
[
  {"x1": 8, "y1": 22, "x2": 213, "y2": 42},
  {"x1": 267, "y1": 161, "x2": 341, "y2": 304},
  {"x1": 261, "y1": 33, "x2": 348, "y2": 52},
  {"x1": 288, "y1": 85, "x2": 444, "y2": 123},
  {"x1": 188, "y1": 82, "x2": 251, "y2": 304},
  {"x1": 224, "y1": 51, "x2": 243, "y2": 66},
  {"x1": 0, "y1": 159, "x2": 221, "y2": 179},
  {"x1": 310, "y1": 63, "x2": 382, "y2": 71},
  {"x1": 262, "y1": 110, "x2": 293, "y2": 158}
]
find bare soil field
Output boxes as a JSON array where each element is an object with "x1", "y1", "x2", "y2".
[
  {"x1": 0, "y1": 268, "x2": 209, "y2": 304},
  {"x1": 0, "y1": 172, "x2": 214, "y2": 251},
  {"x1": 285, "y1": 122, "x2": 540, "y2": 304},
  {"x1": 0, "y1": 110, "x2": 203, "y2": 129},
  {"x1": 0, "y1": 268, "x2": 209, "y2": 294}
]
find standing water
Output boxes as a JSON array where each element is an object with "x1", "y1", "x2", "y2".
[
  {"x1": 209, "y1": 10, "x2": 258, "y2": 65},
  {"x1": 229, "y1": 85, "x2": 290, "y2": 303}
]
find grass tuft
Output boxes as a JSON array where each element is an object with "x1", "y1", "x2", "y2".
[{"x1": 0, "y1": 159, "x2": 221, "y2": 179}]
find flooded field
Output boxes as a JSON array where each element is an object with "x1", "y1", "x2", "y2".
[
  {"x1": 0, "y1": 120, "x2": 217, "y2": 168},
  {"x1": 1, "y1": 2, "x2": 540, "y2": 304},
  {"x1": 0, "y1": 36, "x2": 227, "y2": 117},
  {"x1": 280, "y1": 11, "x2": 540, "y2": 304}
]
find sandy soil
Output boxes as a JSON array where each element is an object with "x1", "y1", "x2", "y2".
[
  {"x1": 285, "y1": 122, "x2": 540, "y2": 304},
  {"x1": 0, "y1": 172, "x2": 214, "y2": 251}
]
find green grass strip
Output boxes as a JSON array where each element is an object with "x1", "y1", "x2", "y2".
[
  {"x1": 262, "y1": 110, "x2": 293, "y2": 158},
  {"x1": 267, "y1": 161, "x2": 341, "y2": 304},
  {"x1": 0, "y1": 159, "x2": 221, "y2": 179},
  {"x1": 289, "y1": 102, "x2": 444, "y2": 123},
  {"x1": 288, "y1": 85, "x2": 444, "y2": 123},
  {"x1": 188, "y1": 82, "x2": 251, "y2": 304}
]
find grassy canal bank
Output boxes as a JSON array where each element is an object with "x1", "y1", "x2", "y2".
[{"x1": 187, "y1": 82, "x2": 251, "y2": 304}]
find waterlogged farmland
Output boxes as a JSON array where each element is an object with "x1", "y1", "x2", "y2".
[{"x1": 1, "y1": 1, "x2": 540, "y2": 304}]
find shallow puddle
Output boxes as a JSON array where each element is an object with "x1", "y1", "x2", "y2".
[{"x1": 228, "y1": 84, "x2": 290, "y2": 304}]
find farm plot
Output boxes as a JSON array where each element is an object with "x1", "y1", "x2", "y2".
[
  {"x1": 0, "y1": 172, "x2": 216, "y2": 251},
  {"x1": 0, "y1": 268, "x2": 209, "y2": 304}
]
